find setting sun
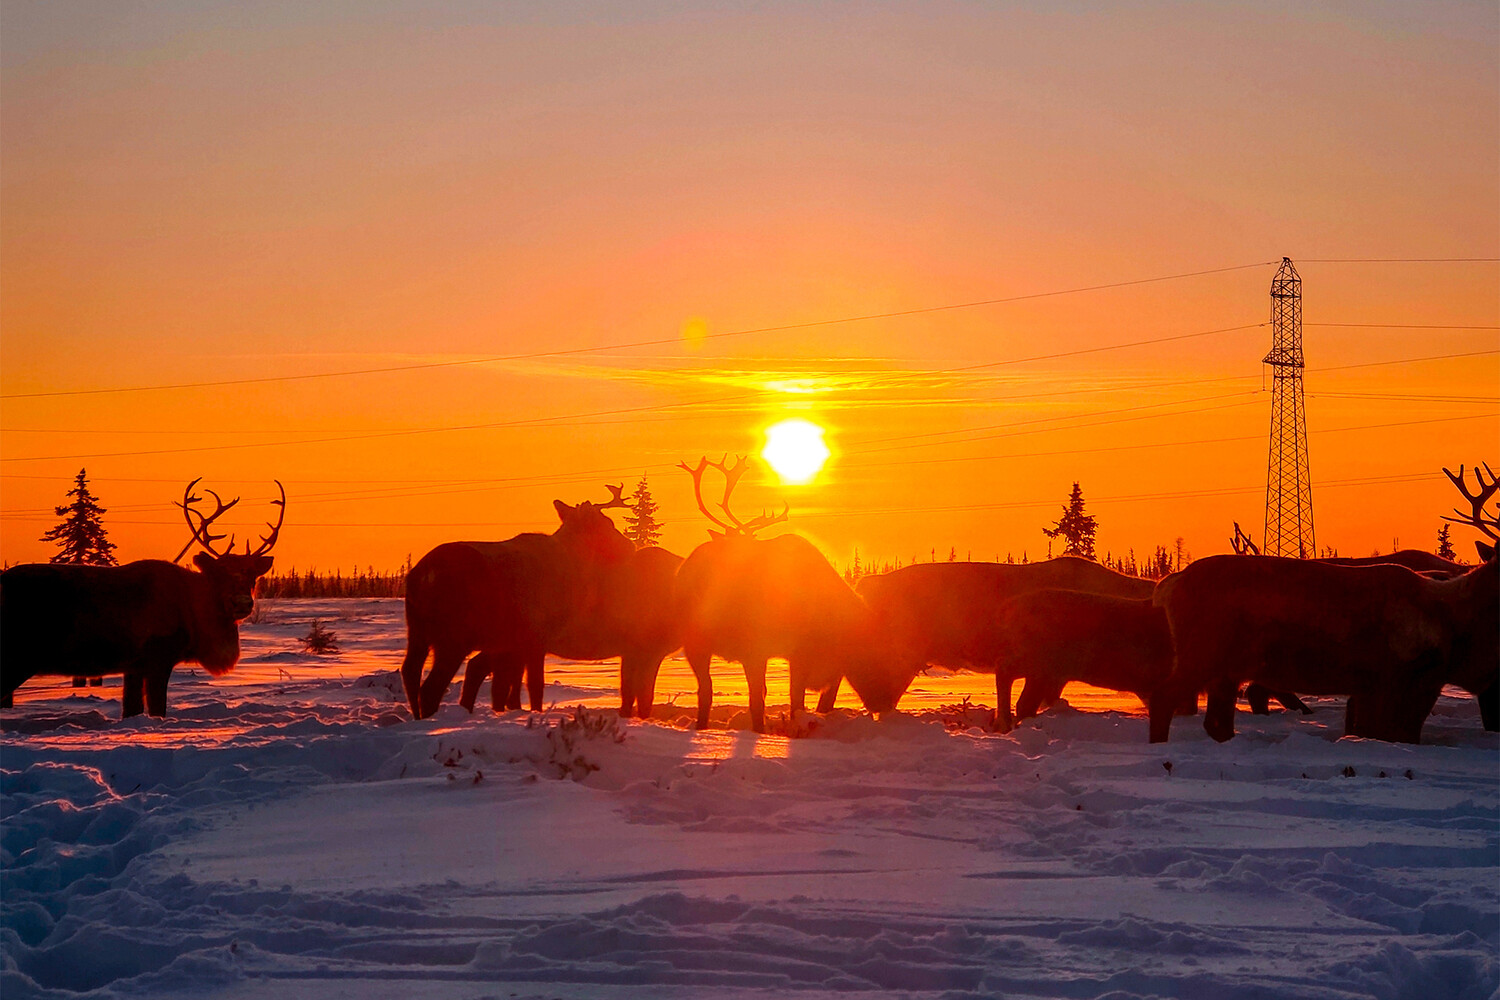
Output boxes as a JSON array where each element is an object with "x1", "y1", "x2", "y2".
[{"x1": 762, "y1": 418, "x2": 831, "y2": 485}]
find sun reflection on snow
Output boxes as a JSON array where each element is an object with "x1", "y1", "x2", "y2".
[{"x1": 687, "y1": 729, "x2": 790, "y2": 762}]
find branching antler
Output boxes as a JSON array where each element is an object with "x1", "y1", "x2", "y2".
[
  {"x1": 1230, "y1": 521, "x2": 1261, "y2": 556},
  {"x1": 1442, "y1": 463, "x2": 1500, "y2": 542},
  {"x1": 679, "y1": 458, "x2": 735, "y2": 534},
  {"x1": 679, "y1": 455, "x2": 790, "y2": 537},
  {"x1": 592, "y1": 483, "x2": 631, "y2": 511},
  {"x1": 246, "y1": 480, "x2": 286, "y2": 556},
  {"x1": 174, "y1": 478, "x2": 241, "y2": 562}
]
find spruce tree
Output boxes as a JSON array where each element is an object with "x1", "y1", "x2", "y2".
[
  {"x1": 1436, "y1": 523, "x2": 1456, "y2": 561},
  {"x1": 623, "y1": 475, "x2": 662, "y2": 548},
  {"x1": 1042, "y1": 481, "x2": 1097, "y2": 560},
  {"x1": 41, "y1": 468, "x2": 118, "y2": 566}
]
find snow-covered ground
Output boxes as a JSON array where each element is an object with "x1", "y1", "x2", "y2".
[{"x1": 3, "y1": 599, "x2": 1496, "y2": 999}]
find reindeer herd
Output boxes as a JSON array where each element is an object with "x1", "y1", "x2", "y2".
[{"x1": 1, "y1": 460, "x2": 1496, "y2": 748}]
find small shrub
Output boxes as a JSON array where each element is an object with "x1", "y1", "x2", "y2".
[{"x1": 301, "y1": 620, "x2": 340, "y2": 655}]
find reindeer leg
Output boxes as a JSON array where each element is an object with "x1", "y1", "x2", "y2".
[
  {"x1": 459, "y1": 653, "x2": 489, "y2": 713},
  {"x1": 492, "y1": 654, "x2": 523, "y2": 712},
  {"x1": 72, "y1": 677, "x2": 88, "y2": 688},
  {"x1": 1203, "y1": 680, "x2": 1238, "y2": 743},
  {"x1": 144, "y1": 664, "x2": 173, "y2": 717},
  {"x1": 1479, "y1": 683, "x2": 1499, "y2": 733},
  {"x1": 788, "y1": 659, "x2": 809, "y2": 715},
  {"x1": 1277, "y1": 690, "x2": 1312, "y2": 715},
  {"x1": 1015, "y1": 678, "x2": 1058, "y2": 722},
  {"x1": 1344, "y1": 692, "x2": 1367, "y2": 738},
  {"x1": 525, "y1": 652, "x2": 546, "y2": 712},
  {"x1": 618, "y1": 655, "x2": 637, "y2": 718},
  {"x1": 1244, "y1": 682, "x2": 1272, "y2": 715},
  {"x1": 637, "y1": 656, "x2": 665, "y2": 719},
  {"x1": 400, "y1": 640, "x2": 430, "y2": 717},
  {"x1": 992, "y1": 669, "x2": 1016, "y2": 732},
  {"x1": 815, "y1": 676, "x2": 841, "y2": 714},
  {"x1": 1148, "y1": 682, "x2": 1181, "y2": 743},
  {"x1": 122, "y1": 672, "x2": 145, "y2": 718},
  {"x1": 418, "y1": 647, "x2": 465, "y2": 719},
  {"x1": 687, "y1": 646, "x2": 713, "y2": 730},
  {"x1": 745, "y1": 658, "x2": 769, "y2": 734}
]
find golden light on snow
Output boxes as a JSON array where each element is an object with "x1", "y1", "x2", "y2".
[{"x1": 761, "y1": 418, "x2": 830, "y2": 485}]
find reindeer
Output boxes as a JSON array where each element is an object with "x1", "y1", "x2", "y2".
[
  {"x1": 1, "y1": 480, "x2": 284, "y2": 717},
  {"x1": 991, "y1": 590, "x2": 1196, "y2": 724},
  {"x1": 673, "y1": 457, "x2": 912, "y2": 732},
  {"x1": 857, "y1": 556, "x2": 1165, "y2": 731},
  {"x1": 458, "y1": 544, "x2": 684, "y2": 718},
  {"x1": 1149, "y1": 464, "x2": 1499, "y2": 744},
  {"x1": 400, "y1": 486, "x2": 635, "y2": 719}
]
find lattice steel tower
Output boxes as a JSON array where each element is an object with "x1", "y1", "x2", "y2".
[{"x1": 1262, "y1": 257, "x2": 1315, "y2": 557}]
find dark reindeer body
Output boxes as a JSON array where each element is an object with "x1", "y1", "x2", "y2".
[
  {"x1": 459, "y1": 545, "x2": 684, "y2": 717},
  {"x1": 995, "y1": 589, "x2": 1196, "y2": 722},
  {"x1": 1321, "y1": 550, "x2": 1468, "y2": 578},
  {"x1": 401, "y1": 496, "x2": 634, "y2": 719},
  {"x1": 0, "y1": 480, "x2": 281, "y2": 719},
  {"x1": 1150, "y1": 554, "x2": 1499, "y2": 744},
  {"x1": 856, "y1": 558, "x2": 1155, "y2": 731},
  {"x1": 675, "y1": 532, "x2": 910, "y2": 732}
]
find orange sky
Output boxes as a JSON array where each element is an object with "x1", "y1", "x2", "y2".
[{"x1": 2, "y1": 2, "x2": 1497, "y2": 571}]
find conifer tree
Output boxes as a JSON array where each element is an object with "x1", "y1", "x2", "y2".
[
  {"x1": 40, "y1": 468, "x2": 118, "y2": 566},
  {"x1": 623, "y1": 475, "x2": 662, "y2": 548},
  {"x1": 1042, "y1": 481, "x2": 1097, "y2": 560},
  {"x1": 1436, "y1": 523, "x2": 1456, "y2": 561}
]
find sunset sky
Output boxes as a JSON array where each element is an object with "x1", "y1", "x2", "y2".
[{"x1": 2, "y1": 1, "x2": 1496, "y2": 572}]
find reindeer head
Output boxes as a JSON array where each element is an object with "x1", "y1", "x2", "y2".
[
  {"x1": 678, "y1": 456, "x2": 789, "y2": 541},
  {"x1": 552, "y1": 484, "x2": 635, "y2": 562},
  {"x1": 176, "y1": 479, "x2": 284, "y2": 621},
  {"x1": 1442, "y1": 463, "x2": 1499, "y2": 563},
  {"x1": 842, "y1": 648, "x2": 918, "y2": 716}
]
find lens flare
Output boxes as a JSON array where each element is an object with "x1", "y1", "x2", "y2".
[{"x1": 761, "y1": 418, "x2": 830, "y2": 485}]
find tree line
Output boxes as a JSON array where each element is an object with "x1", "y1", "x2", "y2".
[{"x1": 30, "y1": 470, "x2": 1464, "y2": 595}]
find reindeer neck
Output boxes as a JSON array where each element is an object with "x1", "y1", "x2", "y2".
[{"x1": 185, "y1": 568, "x2": 243, "y2": 671}]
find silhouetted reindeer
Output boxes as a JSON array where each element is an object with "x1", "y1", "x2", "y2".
[
  {"x1": 1149, "y1": 464, "x2": 1499, "y2": 744},
  {"x1": 857, "y1": 557, "x2": 1159, "y2": 732},
  {"x1": 1, "y1": 480, "x2": 284, "y2": 717},
  {"x1": 400, "y1": 486, "x2": 634, "y2": 719},
  {"x1": 459, "y1": 544, "x2": 684, "y2": 718},
  {"x1": 998, "y1": 590, "x2": 1196, "y2": 723},
  {"x1": 673, "y1": 457, "x2": 911, "y2": 732}
]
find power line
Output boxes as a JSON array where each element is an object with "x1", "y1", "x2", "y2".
[
  {"x1": 842, "y1": 412, "x2": 1499, "y2": 474},
  {"x1": 2, "y1": 345, "x2": 1491, "y2": 465},
  {"x1": 1305, "y1": 323, "x2": 1499, "y2": 330},
  {"x1": 1298, "y1": 257, "x2": 1500, "y2": 263},
  {"x1": 11, "y1": 406, "x2": 1492, "y2": 519},
  {"x1": 0, "y1": 261, "x2": 1277, "y2": 401},
  {"x1": 0, "y1": 319, "x2": 1268, "y2": 462}
]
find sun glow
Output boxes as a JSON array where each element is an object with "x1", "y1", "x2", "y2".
[{"x1": 761, "y1": 419, "x2": 831, "y2": 485}]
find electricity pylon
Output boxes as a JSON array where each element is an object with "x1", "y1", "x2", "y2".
[{"x1": 1262, "y1": 257, "x2": 1315, "y2": 557}]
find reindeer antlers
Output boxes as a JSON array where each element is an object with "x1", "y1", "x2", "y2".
[
  {"x1": 1230, "y1": 521, "x2": 1261, "y2": 556},
  {"x1": 174, "y1": 478, "x2": 240, "y2": 562},
  {"x1": 678, "y1": 455, "x2": 790, "y2": 537},
  {"x1": 1442, "y1": 463, "x2": 1500, "y2": 542},
  {"x1": 593, "y1": 483, "x2": 631, "y2": 511},
  {"x1": 246, "y1": 480, "x2": 286, "y2": 557},
  {"x1": 173, "y1": 479, "x2": 285, "y2": 563}
]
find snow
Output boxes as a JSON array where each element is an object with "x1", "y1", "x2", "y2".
[{"x1": 3, "y1": 599, "x2": 1497, "y2": 999}]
